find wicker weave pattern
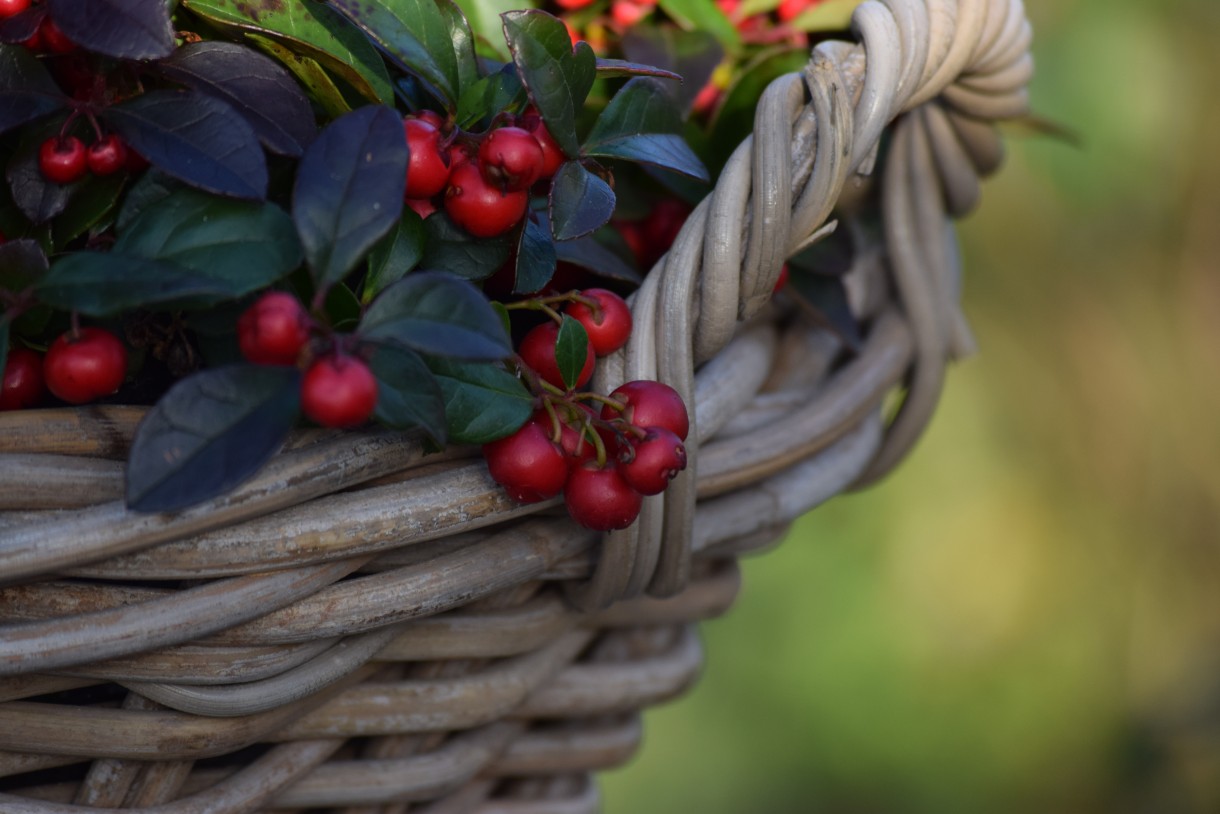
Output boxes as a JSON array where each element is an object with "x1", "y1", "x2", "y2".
[{"x1": 0, "y1": 1, "x2": 1032, "y2": 810}]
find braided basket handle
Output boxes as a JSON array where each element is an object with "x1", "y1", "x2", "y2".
[{"x1": 576, "y1": 0, "x2": 1034, "y2": 608}]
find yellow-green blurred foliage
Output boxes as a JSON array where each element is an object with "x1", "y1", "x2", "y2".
[{"x1": 603, "y1": 0, "x2": 1220, "y2": 811}]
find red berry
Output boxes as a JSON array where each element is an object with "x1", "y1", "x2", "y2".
[
  {"x1": 554, "y1": 0, "x2": 594, "y2": 8},
  {"x1": 415, "y1": 109, "x2": 446, "y2": 130},
  {"x1": 533, "y1": 408, "x2": 595, "y2": 469},
  {"x1": 520, "y1": 113, "x2": 565, "y2": 180},
  {"x1": 482, "y1": 420, "x2": 569, "y2": 504},
  {"x1": 773, "y1": 263, "x2": 790, "y2": 292},
  {"x1": 564, "y1": 289, "x2": 632, "y2": 356},
  {"x1": 403, "y1": 117, "x2": 450, "y2": 199},
  {"x1": 0, "y1": 0, "x2": 30, "y2": 20},
  {"x1": 776, "y1": 0, "x2": 810, "y2": 22},
  {"x1": 43, "y1": 327, "x2": 127, "y2": 405},
  {"x1": 603, "y1": 380, "x2": 690, "y2": 441},
  {"x1": 619, "y1": 427, "x2": 687, "y2": 495},
  {"x1": 300, "y1": 354, "x2": 378, "y2": 428},
  {"x1": 519, "y1": 321, "x2": 595, "y2": 390},
  {"x1": 611, "y1": 0, "x2": 650, "y2": 26},
  {"x1": 478, "y1": 126, "x2": 544, "y2": 192},
  {"x1": 38, "y1": 17, "x2": 75, "y2": 54},
  {"x1": 86, "y1": 135, "x2": 128, "y2": 176},
  {"x1": 38, "y1": 136, "x2": 87, "y2": 185},
  {"x1": 237, "y1": 291, "x2": 312, "y2": 366},
  {"x1": 0, "y1": 348, "x2": 45, "y2": 410},
  {"x1": 444, "y1": 161, "x2": 528, "y2": 238},
  {"x1": 564, "y1": 462, "x2": 643, "y2": 531}
]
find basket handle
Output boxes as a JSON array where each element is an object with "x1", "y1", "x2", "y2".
[{"x1": 573, "y1": 0, "x2": 1034, "y2": 609}]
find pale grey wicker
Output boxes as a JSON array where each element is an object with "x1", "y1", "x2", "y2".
[{"x1": 0, "y1": 0, "x2": 1033, "y2": 810}]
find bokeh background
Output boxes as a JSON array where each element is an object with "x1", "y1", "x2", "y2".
[{"x1": 603, "y1": 0, "x2": 1220, "y2": 811}]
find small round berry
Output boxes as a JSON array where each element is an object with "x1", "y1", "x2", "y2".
[
  {"x1": 564, "y1": 462, "x2": 643, "y2": 531},
  {"x1": 403, "y1": 117, "x2": 450, "y2": 199},
  {"x1": 43, "y1": 327, "x2": 127, "y2": 404},
  {"x1": 619, "y1": 426, "x2": 687, "y2": 495},
  {"x1": 603, "y1": 379, "x2": 689, "y2": 441},
  {"x1": 478, "y1": 126, "x2": 544, "y2": 192},
  {"x1": 414, "y1": 109, "x2": 446, "y2": 130},
  {"x1": 444, "y1": 161, "x2": 528, "y2": 238},
  {"x1": 38, "y1": 17, "x2": 75, "y2": 54},
  {"x1": 0, "y1": 0, "x2": 31, "y2": 20},
  {"x1": 237, "y1": 291, "x2": 312, "y2": 366},
  {"x1": 300, "y1": 354, "x2": 378, "y2": 428},
  {"x1": 482, "y1": 420, "x2": 569, "y2": 503},
  {"x1": 519, "y1": 321, "x2": 595, "y2": 391},
  {"x1": 0, "y1": 347, "x2": 45, "y2": 410},
  {"x1": 519, "y1": 113, "x2": 565, "y2": 180},
  {"x1": 611, "y1": 0, "x2": 651, "y2": 27},
  {"x1": 564, "y1": 289, "x2": 632, "y2": 356},
  {"x1": 533, "y1": 408, "x2": 595, "y2": 469},
  {"x1": 38, "y1": 136, "x2": 87, "y2": 185},
  {"x1": 86, "y1": 135, "x2": 128, "y2": 176}
]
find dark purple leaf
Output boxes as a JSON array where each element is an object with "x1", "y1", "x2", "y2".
[
  {"x1": 0, "y1": 45, "x2": 69, "y2": 136},
  {"x1": 360, "y1": 271, "x2": 511, "y2": 360},
  {"x1": 585, "y1": 134, "x2": 709, "y2": 181},
  {"x1": 126, "y1": 365, "x2": 302, "y2": 513},
  {"x1": 554, "y1": 233, "x2": 641, "y2": 285},
  {"x1": 368, "y1": 343, "x2": 446, "y2": 442},
  {"x1": 0, "y1": 8, "x2": 43, "y2": 44},
  {"x1": 102, "y1": 90, "x2": 268, "y2": 200},
  {"x1": 594, "y1": 58, "x2": 682, "y2": 81},
  {"x1": 549, "y1": 161, "x2": 615, "y2": 241},
  {"x1": 156, "y1": 41, "x2": 317, "y2": 157},
  {"x1": 292, "y1": 105, "x2": 406, "y2": 289},
  {"x1": 5, "y1": 124, "x2": 80, "y2": 225},
  {"x1": 421, "y1": 213, "x2": 512, "y2": 281},
  {"x1": 47, "y1": 0, "x2": 173, "y2": 60},
  {"x1": 35, "y1": 252, "x2": 236, "y2": 316},
  {"x1": 514, "y1": 215, "x2": 556, "y2": 294}
]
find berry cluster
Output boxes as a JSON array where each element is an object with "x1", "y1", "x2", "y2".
[
  {"x1": 0, "y1": 1, "x2": 76, "y2": 55},
  {"x1": 482, "y1": 286, "x2": 690, "y2": 531},
  {"x1": 0, "y1": 326, "x2": 128, "y2": 409},
  {"x1": 38, "y1": 132, "x2": 132, "y2": 184},
  {"x1": 402, "y1": 109, "x2": 564, "y2": 238},
  {"x1": 236, "y1": 291, "x2": 377, "y2": 428}
]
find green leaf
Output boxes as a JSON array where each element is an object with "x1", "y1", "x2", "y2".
[
  {"x1": 549, "y1": 161, "x2": 615, "y2": 241},
  {"x1": 367, "y1": 343, "x2": 447, "y2": 443},
  {"x1": 657, "y1": 0, "x2": 740, "y2": 56},
  {"x1": 180, "y1": 0, "x2": 394, "y2": 106},
  {"x1": 126, "y1": 365, "x2": 302, "y2": 513},
  {"x1": 555, "y1": 314, "x2": 590, "y2": 391},
  {"x1": 36, "y1": 252, "x2": 236, "y2": 316},
  {"x1": 114, "y1": 187, "x2": 302, "y2": 296},
  {"x1": 360, "y1": 271, "x2": 512, "y2": 360},
  {"x1": 363, "y1": 211, "x2": 425, "y2": 304},
  {"x1": 245, "y1": 33, "x2": 355, "y2": 118},
  {"x1": 452, "y1": 0, "x2": 524, "y2": 60},
  {"x1": 329, "y1": 0, "x2": 479, "y2": 108},
  {"x1": 587, "y1": 134, "x2": 709, "y2": 180},
  {"x1": 455, "y1": 65, "x2": 525, "y2": 130},
  {"x1": 514, "y1": 214, "x2": 556, "y2": 294},
  {"x1": 52, "y1": 173, "x2": 126, "y2": 249},
  {"x1": 421, "y1": 213, "x2": 513, "y2": 281},
  {"x1": 502, "y1": 10, "x2": 596, "y2": 158},
  {"x1": 583, "y1": 78, "x2": 708, "y2": 180},
  {"x1": 292, "y1": 105, "x2": 407, "y2": 289},
  {"x1": 426, "y1": 356, "x2": 532, "y2": 444},
  {"x1": 116, "y1": 170, "x2": 182, "y2": 232}
]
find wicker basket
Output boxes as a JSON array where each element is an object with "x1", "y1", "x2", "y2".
[{"x1": 0, "y1": 0, "x2": 1033, "y2": 810}]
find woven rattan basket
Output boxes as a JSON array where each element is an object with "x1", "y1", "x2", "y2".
[{"x1": 0, "y1": 0, "x2": 1033, "y2": 810}]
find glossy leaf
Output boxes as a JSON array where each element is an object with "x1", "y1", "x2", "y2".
[
  {"x1": 292, "y1": 105, "x2": 406, "y2": 289},
  {"x1": 594, "y1": 58, "x2": 682, "y2": 81},
  {"x1": 454, "y1": 0, "x2": 518, "y2": 60},
  {"x1": 360, "y1": 271, "x2": 512, "y2": 360},
  {"x1": 502, "y1": 10, "x2": 596, "y2": 158},
  {"x1": 368, "y1": 343, "x2": 447, "y2": 442},
  {"x1": 156, "y1": 41, "x2": 317, "y2": 157},
  {"x1": 554, "y1": 233, "x2": 641, "y2": 285},
  {"x1": 426, "y1": 357, "x2": 532, "y2": 444},
  {"x1": 549, "y1": 161, "x2": 615, "y2": 241},
  {"x1": 583, "y1": 78, "x2": 708, "y2": 180},
  {"x1": 587, "y1": 134, "x2": 709, "y2": 180},
  {"x1": 0, "y1": 44, "x2": 68, "y2": 136},
  {"x1": 555, "y1": 314, "x2": 589, "y2": 391},
  {"x1": 47, "y1": 0, "x2": 173, "y2": 59},
  {"x1": 115, "y1": 187, "x2": 301, "y2": 296},
  {"x1": 180, "y1": 0, "x2": 394, "y2": 106},
  {"x1": 35, "y1": 252, "x2": 235, "y2": 316},
  {"x1": 126, "y1": 365, "x2": 302, "y2": 513},
  {"x1": 455, "y1": 65, "x2": 525, "y2": 130},
  {"x1": 51, "y1": 173, "x2": 126, "y2": 249},
  {"x1": 514, "y1": 215, "x2": 556, "y2": 294},
  {"x1": 363, "y1": 211, "x2": 425, "y2": 303},
  {"x1": 102, "y1": 90, "x2": 269, "y2": 200},
  {"x1": 115, "y1": 170, "x2": 182, "y2": 233},
  {"x1": 421, "y1": 213, "x2": 513, "y2": 281}
]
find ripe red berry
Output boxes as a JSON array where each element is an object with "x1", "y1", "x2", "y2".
[
  {"x1": 533, "y1": 408, "x2": 595, "y2": 469},
  {"x1": 415, "y1": 109, "x2": 445, "y2": 130},
  {"x1": 603, "y1": 379, "x2": 690, "y2": 441},
  {"x1": 519, "y1": 321, "x2": 595, "y2": 390},
  {"x1": 444, "y1": 161, "x2": 528, "y2": 238},
  {"x1": 773, "y1": 263, "x2": 790, "y2": 292},
  {"x1": 403, "y1": 117, "x2": 450, "y2": 199},
  {"x1": 479, "y1": 126, "x2": 544, "y2": 192},
  {"x1": 38, "y1": 136, "x2": 87, "y2": 185},
  {"x1": 0, "y1": 347, "x2": 45, "y2": 410},
  {"x1": 43, "y1": 327, "x2": 127, "y2": 405},
  {"x1": 619, "y1": 427, "x2": 687, "y2": 495},
  {"x1": 564, "y1": 462, "x2": 643, "y2": 531},
  {"x1": 520, "y1": 113, "x2": 565, "y2": 180},
  {"x1": 611, "y1": 0, "x2": 651, "y2": 27},
  {"x1": 86, "y1": 135, "x2": 128, "y2": 176},
  {"x1": 38, "y1": 17, "x2": 75, "y2": 54},
  {"x1": 564, "y1": 289, "x2": 632, "y2": 356},
  {"x1": 300, "y1": 354, "x2": 378, "y2": 428},
  {"x1": 237, "y1": 291, "x2": 312, "y2": 366},
  {"x1": 0, "y1": 0, "x2": 31, "y2": 20},
  {"x1": 482, "y1": 420, "x2": 569, "y2": 503}
]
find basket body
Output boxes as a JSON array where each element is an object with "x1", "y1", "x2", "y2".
[{"x1": 0, "y1": 0, "x2": 1034, "y2": 810}]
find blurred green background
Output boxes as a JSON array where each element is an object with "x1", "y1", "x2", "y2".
[{"x1": 603, "y1": 0, "x2": 1220, "y2": 811}]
